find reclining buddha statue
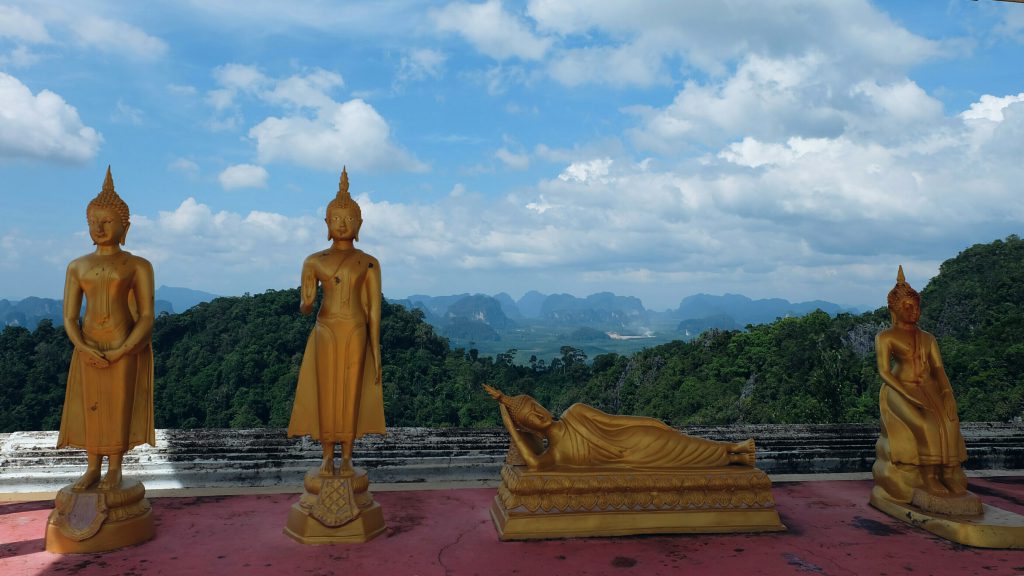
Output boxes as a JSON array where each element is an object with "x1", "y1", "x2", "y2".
[{"x1": 482, "y1": 384, "x2": 783, "y2": 539}]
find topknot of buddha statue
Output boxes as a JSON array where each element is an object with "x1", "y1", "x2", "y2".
[
  {"x1": 483, "y1": 384, "x2": 532, "y2": 426},
  {"x1": 87, "y1": 166, "x2": 131, "y2": 230},
  {"x1": 327, "y1": 166, "x2": 362, "y2": 219},
  {"x1": 887, "y1": 265, "x2": 920, "y2": 310}
]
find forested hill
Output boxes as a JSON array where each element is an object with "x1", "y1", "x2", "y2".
[{"x1": 1, "y1": 236, "x2": 1021, "y2": 433}]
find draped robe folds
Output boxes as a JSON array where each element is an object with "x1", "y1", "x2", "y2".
[
  {"x1": 57, "y1": 290, "x2": 155, "y2": 454},
  {"x1": 556, "y1": 404, "x2": 733, "y2": 468},
  {"x1": 287, "y1": 248, "x2": 385, "y2": 441},
  {"x1": 878, "y1": 328, "x2": 966, "y2": 467},
  {"x1": 879, "y1": 377, "x2": 965, "y2": 467}
]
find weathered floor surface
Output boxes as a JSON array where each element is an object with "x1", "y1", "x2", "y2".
[{"x1": 2, "y1": 478, "x2": 1024, "y2": 576}]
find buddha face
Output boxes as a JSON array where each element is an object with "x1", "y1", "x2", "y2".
[
  {"x1": 88, "y1": 206, "x2": 126, "y2": 246},
  {"x1": 893, "y1": 296, "x2": 921, "y2": 325},
  {"x1": 326, "y1": 205, "x2": 361, "y2": 242},
  {"x1": 519, "y1": 399, "x2": 554, "y2": 431}
]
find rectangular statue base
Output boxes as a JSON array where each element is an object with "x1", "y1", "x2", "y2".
[
  {"x1": 492, "y1": 464, "x2": 785, "y2": 540},
  {"x1": 870, "y1": 487, "x2": 1024, "y2": 549},
  {"x1": 284, "y1": 501, "x2": 386, "y2": 544}
]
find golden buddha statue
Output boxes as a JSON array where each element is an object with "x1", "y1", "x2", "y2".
[
  {"x1": 483, "y1": 385, "x2": 784, "y2": 540},
  {"x1": 870, "y1": 266, "x2": 1024, "y2": 548},
  {"x1": 483, "y1": 384, "x2": 754, "y2": 470},
  {"x1": 284, "y1": 168, "x2": 386, "y2": 544},
  {"x1": 46, "y1": 167, "x2": 156, "y2": 553}
]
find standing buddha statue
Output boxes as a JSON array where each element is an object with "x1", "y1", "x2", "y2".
[
  {"x1": 284, "y1": 167, "x2": 387, "y2": 544},
  {"x1": 46, "y1": 167, "x2": 156, "y2": 553}
]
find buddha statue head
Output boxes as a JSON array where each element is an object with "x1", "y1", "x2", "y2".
[
  {"x1": 87, "y1": 167, "x2": 131, "y2": 246},
  {"x1": 483, "y1": 384, "x2": 554, "y2": 432},
  {"x1": 326, "y1": 167, "x2": 362, "y2": 242},
  {"x1": 887, "y1": 265, "x2": 921, "y2": 325}
]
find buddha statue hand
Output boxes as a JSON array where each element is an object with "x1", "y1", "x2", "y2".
[{"x1": 79, "y1": 346, "x2": 110, "y2": 369}]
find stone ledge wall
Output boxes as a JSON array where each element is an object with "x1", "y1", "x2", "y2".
[{"x1": 2, "y1": 423, "x2": 1022, "y2": 493}]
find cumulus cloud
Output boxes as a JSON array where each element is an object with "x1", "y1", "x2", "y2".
[
  {"x1": 72, "y1": 16, "x2": 168, "y2": 60},
  {"x1": 340, "y1": 90, "x2": 1024, "y2": 307},
  {"x1": 529, "y1": 0, "x2": 939, "y2": 80},
  {"x1": 249, "y1": 98, "x2": 426, "y2": 172},
  {"x1": 626, "y1": 53, "x2": 946, "y2": 153},
  {"x1": 126, "y1": 198, "x2": 322, "y2": 294},
  {"x1": 431, "y1": 0, "x2": 552, "y2": 61},
  {"x1": 218, "y1": 164, "x2": 269, "y2": 190},
  {"x1": 0, "y1": 72, "x2": 102, "y2": 162},
  {"x1": 204, "y1": 64, "x2": 424, "y2": 172}
]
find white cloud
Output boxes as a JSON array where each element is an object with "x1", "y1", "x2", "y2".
[
  {"x1": 0, "y1": 45, "x2": 43, "y2": 68},
  {"x1": 202, "y1": 64, "x2": 422, "y2": 172},
  {"x1": 218, "y1": 164, "x2": 268, "y2": 190},
  {"x1": 431, "y1": 0, "x2": 552, "y2": 61},
  {"x1": 0, "y1": 72, "x2": 102, "y2": 162},
  {"x1": 528, "y1": 0, "x2": 939, "y2": 77},
  {"x1": 264, "y1": 68, "x2": 343, "y2": 109},
  {"x1": 0, "y1": 5, "x2": 51, "y2": 43},
  {"x1": 168, "y1": 158, "x2": 199, "y2": 175},
  {"x1": 72, "y1": 16, "x2": 168, "y2": 60},
  {"x1": 396, "y1": 49, "x2": 446, "y2": 84},
  {"x1": 961, "y1": 93, "x2": 1024, "y2": 122},
  {"x1": 558, "y1": 158, "x2": 611, "y2": 183},
  {"x1": 112, "y1": 100, "x2": 144, "y2": 125},
  {"x1": 206, "y1": 88, "x2": 235, "y2": 112},
  {"x1": 249, "y1": 98, "x2": 426, "y2": 173},
  {"x1": 547, "y1": 40, "x2": 667, "y2": 88},
  {"x1": 626, "y1": 52, "x2": 947, "y2": 154},
  {"x1": 127, "y1": 198, "x2": 322, "y2": 294},
  {"x1": 214, "y1": 63, "x2": 269, "y2": 93},
  {"x1": 495, "y1": 147, "x2": 529, "y2": 170}
]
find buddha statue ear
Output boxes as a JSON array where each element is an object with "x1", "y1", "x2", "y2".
[
  {"x1": 354, "y1": 218, "x2": 362, "y2": 242},
  {"x1": 120, "y1": 221, "x2": 131, "y2": 246}
]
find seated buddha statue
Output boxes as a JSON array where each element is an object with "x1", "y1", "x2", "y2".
[
  {"x1": 483, "y1": 384, "x2": 755, "y2": 471},
  {"x1": 872, "y1": 266, "x2": 979, "y2": 514}
]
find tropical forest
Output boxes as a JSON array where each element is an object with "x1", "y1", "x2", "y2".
[{"x1": 2, "y1": 236, "x2": 1021, "y2": 433}]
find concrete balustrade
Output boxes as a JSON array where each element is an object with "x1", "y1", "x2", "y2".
[{"x1": 2, "y1": 423, "x2": 1022, "y2": 495}]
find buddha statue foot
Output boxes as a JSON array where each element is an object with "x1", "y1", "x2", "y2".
[
  {"x1": 284, "y1": 467, "x2": 385, "y2": 544},
  {"x1": 870, "y1": 485, "x2": 1024, "y2": 549},
  {"x1": 45, "y1": 479, "x2": 154, "y2": 554},
  {"x1": 910, "y1": 488, "x2": 983, "y2": 516},
  {"x1": 491, "y1": 464, "x2": 785, "y2": 540}
]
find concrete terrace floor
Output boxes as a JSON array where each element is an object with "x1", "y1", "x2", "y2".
[{"x1": 3, "y1": 477, "x2": 1024, "y2": 576}]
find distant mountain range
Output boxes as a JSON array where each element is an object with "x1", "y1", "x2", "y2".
[
  {"x1": 0, "y1": 286, "x2": 218, "y2": 330},
  {"x1": 4, "y1": 283, "x2": 853, "y2": 347},
  {"x1": 389, "y1": 291, "x2": 856, "y2": 344}
]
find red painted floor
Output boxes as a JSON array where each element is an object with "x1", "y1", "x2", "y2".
[{"x1": 2, "y1": 478, "x2": 1024, "y2": 576}]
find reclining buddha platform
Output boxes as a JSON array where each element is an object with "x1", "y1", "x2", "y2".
[{"x1": 491, "y1": 464, "x2": 785, "y2": 540}]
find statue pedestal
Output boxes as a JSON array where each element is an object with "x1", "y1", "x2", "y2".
[
  {"x1": 284, "y1": 468, "x2": 386, "y2": 544},
  {"x1": 870, "y1": 486, "x2": 1024, "y2": 549},
  {"x1": 491, "y1": 464, "x2": 785, "y2": 540},
  {"x1": 45, "y1": 479, "x2": 154, "y2": 554}
]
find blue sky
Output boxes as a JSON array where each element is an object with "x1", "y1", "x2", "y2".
[{"x1": 1, "y1": 0, "x2": 1022, "y2": 311}]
